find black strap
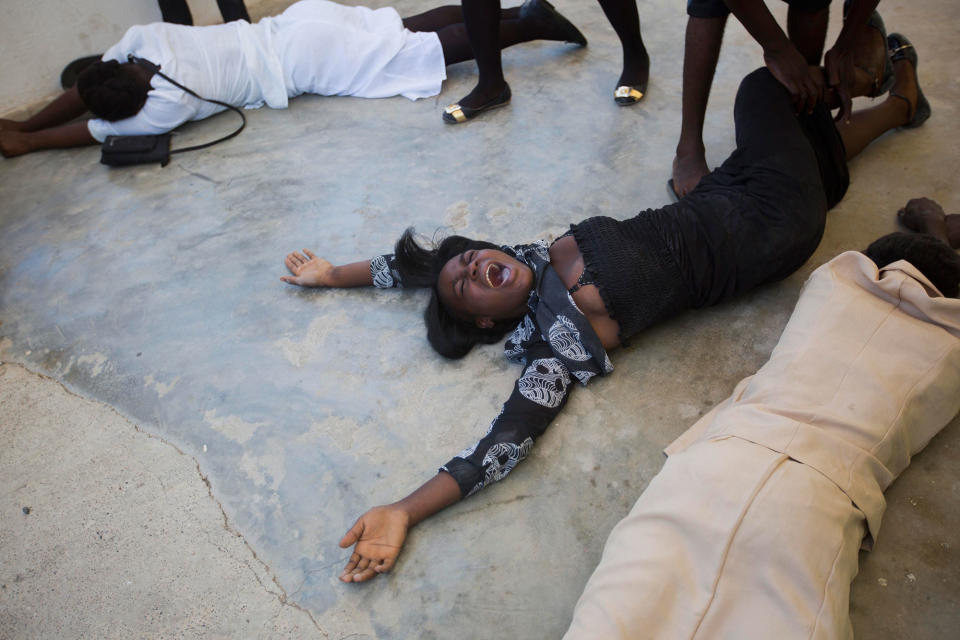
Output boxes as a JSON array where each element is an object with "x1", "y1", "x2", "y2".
[{"x1": 127, "y1": 54, "x2": 245, "y2": 154}]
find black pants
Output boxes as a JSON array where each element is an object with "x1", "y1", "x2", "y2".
[
  {"x1": 158, "y1": 0, "x2": 250, "y2": 25},
  {"x1": 574, "y1": 69, "x2": 849, "y2": 341}
]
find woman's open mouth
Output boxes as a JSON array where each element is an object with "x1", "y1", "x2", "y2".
[{"x1": 485, "y1": 262, "x2": 510, "y2": 288}]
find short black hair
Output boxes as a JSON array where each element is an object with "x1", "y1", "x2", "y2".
[
  {"x1": 864, "y1": 232, "x2": 960, "y2": 298},
  {"x1": 394, "y1": 228, "x2": 524, "y2": 359},
  {"x1": 77, "y1": 60, "x2": 149, "y2": 121}
]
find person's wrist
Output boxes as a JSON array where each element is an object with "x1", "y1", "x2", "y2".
[
  {"x1": 761, "y1": 34, "x2": 793, "y2": 58},
  {"x1": 833, "y1": 27, "x2": 857, "y2": 50},
  {"x1": 388, "y1": 500, "x2": 416, "y2": 527}
]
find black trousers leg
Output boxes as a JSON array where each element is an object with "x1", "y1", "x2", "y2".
[
  {"x1": 216, "y1": 0, "x2": 250, "y2": 22},
  {"x1": 158, "y1": 0, "x2": 193, "y2": 25}
]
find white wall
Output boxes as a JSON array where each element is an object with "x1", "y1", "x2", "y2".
[{"x1": 0, "y1": 0, "x2": 251, "y2": 115}]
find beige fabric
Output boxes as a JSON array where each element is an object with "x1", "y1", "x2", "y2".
[{"x1": 565, "y1": 252, "x2": 960, "y2": 640}]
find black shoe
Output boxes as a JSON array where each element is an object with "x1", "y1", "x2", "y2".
[
  {"x1": 519, "y1": 0, "x2": 587, "y2": 46},
  {"x1": 442, "y1": 84, "x2": 512, "y2": 124}
]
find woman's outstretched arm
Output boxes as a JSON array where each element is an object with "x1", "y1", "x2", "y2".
[
  {"x1": 339, "y1": 471, "x2": 461, "y2": 583},
  {"x1": 281, "y1": 250, "x2": 375, "y2": 288},
  {"x1": 339, "y1": 334, "x2": 583, "y2": 582}
]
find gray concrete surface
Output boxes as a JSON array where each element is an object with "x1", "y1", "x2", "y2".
[
  {"x1": 0, "y1": 363, "x2": 324, "y2": 639},
  {"x1": 1, "y1": 0, "x2": 958, "y2": 638}
]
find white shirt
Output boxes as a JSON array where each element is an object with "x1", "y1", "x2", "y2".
[
  {"x1": 86, "y1": 0, "x2": 445, "y2": 142},
  {"x1": 87, "y1": 19, "x2": 286, "y2": 142}
]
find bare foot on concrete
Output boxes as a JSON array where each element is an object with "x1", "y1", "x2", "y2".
[
  {"x1": 671, "y1": 146, "x2": 709, "y2": 198},
  {"x1": 0, "y1": 130, "x2": 31, "y2": 158}
]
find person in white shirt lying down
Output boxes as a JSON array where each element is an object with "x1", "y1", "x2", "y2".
[
  {"x1": 563, "y1": 197, "x2": 960, "y2": 640},
  {"x1": 0, "y1": 0, "x2": 585, "y2": 157}
]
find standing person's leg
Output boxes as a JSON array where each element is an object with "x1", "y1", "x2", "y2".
[
  {"x1": 444, "y1": 0, "x2": 508, "y2": 119},
  {"x1": 157, "y1": 0, "x2": 193, "y2": 25},
  {"x1": 786, "y1": 4, "x2": 829, "y2": 63},
  {"x1": 671, "y1": 13, "x2": 727, "y2": 199},
  {"x1": 216, "y1": 0, "x2": 250, "y2": 23},
  {"x1": 441, "y1": 0, "x2": 586, "y2": 123},
  {"x1": 595, "y1": 0, "x2": 650, "y2": 104}
]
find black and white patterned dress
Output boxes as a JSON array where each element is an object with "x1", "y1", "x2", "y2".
[
  {"x1": 371, "y1": 240, "x2": 612, "y2": 497},
  {"x1": 368, "y1": 70, "x2": 851, "y2": 498}
]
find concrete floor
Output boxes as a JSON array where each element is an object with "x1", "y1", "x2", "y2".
[{"x1": 1, "y1": 0, "x2": 958, "y2": 638}]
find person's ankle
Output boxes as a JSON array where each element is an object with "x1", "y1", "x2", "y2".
[{"x1": 675, "y1": 140, "x2": 705, "y2": 159}]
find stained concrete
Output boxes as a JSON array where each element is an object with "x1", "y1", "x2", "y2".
[
  {"x1": 0, "y1": 0, "x2": 957, "y2": 638},
  {"x1": 0, "y1": 363, "x2": 324, "y2": 638}
]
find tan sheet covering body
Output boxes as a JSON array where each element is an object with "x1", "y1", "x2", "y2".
[{"x1": 564, "y1": 252, "x2": 960, "y2": 639}]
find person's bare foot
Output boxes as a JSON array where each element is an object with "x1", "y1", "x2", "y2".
[
  {"x1": 0, "y1": 118, "x2": 26, "y2": 133},
  {"x1": 897, "y1": 197, "x2": 952, "y2": 245},
  {"x1": 0, "y1": 130, "x2": 32, "y2": 158},
  {"x1": 671, "y1": 145, "x2": 709, "y2": 198}
]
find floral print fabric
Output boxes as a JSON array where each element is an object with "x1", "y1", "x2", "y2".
[{"x1": 373, "y1": 241, "x2": 611, "y2": 497}]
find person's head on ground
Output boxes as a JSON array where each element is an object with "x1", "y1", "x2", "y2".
[
  {"x1": 864, "y1": 232, "x2": 960, "y2": 298},
  {"x1": 394, "y1": 229, "x2": 534, "y2": 359},
  {"x1": 77, "y1": 61, "x2": 151, "y2": 121}
]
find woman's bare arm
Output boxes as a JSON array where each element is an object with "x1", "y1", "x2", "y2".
[
  {"x1": 724, "y1": 0, "x2": 824, "y2": 113},
  {"x1": 339, "y1": 471, "x2": 462, "y2": 583},
  {"x1": 281, "y1": 250, "x2": 375, "y2": 288}
]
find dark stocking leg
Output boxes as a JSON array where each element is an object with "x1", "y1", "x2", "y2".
[
  {"x1": 456, "y1": 0, "x2": 507, "y2": 109},
  {"x1": 596, "y1": 0, "x2": 649, "y2": 90},
  {"x1": 672, "y1": 16, "x2": 726, "y2": 198},
  {"x1": 216, "y1": 0, "x2": 249, "y2": 23},
  {"x1": 158, "y1": 0, "x2": 193, "y2": 25},
  {"x1": 433, "y1": 6, "x2": 575, "y2": 66},
  {"x1": 402, "y1": 6, "x2": 466, "y2": 32}
]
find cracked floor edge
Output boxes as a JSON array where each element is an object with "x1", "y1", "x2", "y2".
[{"x1": 0, "y1": 357, "x2": 331, "y2": 639}]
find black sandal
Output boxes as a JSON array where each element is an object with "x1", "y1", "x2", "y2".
[{"x1": 887, "y1": 33, "x2": 931, "y2": 129}]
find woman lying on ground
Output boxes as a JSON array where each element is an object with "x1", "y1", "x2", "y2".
[
  {"x1": 565, "y1": 206, "x2": 960, "y2": 638},
  {"x1": 281, "y1": 32, "x2": 931, "y2": 583},
  {"x1": 0, "y1": 0, "x2": 585, "y2": 157}
]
